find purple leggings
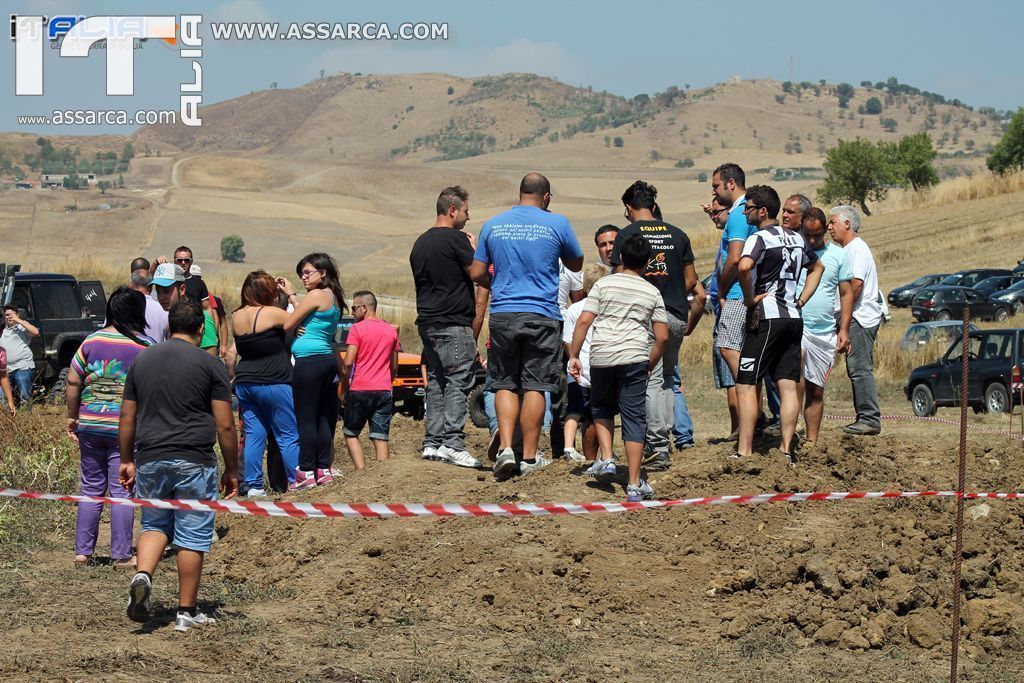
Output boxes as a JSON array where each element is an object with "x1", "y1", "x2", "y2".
[{"x1": 75, "y1": 433, "x2": 134, "y2": 559}]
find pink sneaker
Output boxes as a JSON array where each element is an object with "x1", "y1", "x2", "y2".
[
  {"x1": 289, "y1": 469, "x2": 316, "y2": 491},
  {"x1": 315, "y1": 468, "x2": 334, "y2": 485}
]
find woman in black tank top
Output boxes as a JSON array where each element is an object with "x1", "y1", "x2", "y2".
[{"x1": 230, "y1": 271, "x2": 301, "y2": 496}]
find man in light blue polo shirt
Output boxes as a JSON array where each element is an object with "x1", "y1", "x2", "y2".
[
  {"x1": 470, "y1": 173, "x2": 583, "y2": 479},
  {"x1": 797, "y1": 207, "x2": 853, "y2": 444},
  {"x1": 711, "y1": 163, "x2": 756, "y2": 380}
]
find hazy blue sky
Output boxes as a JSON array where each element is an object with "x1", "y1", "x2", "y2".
[{"x1": 4, "y1": 0, "x2": 1022, "y2": 134}]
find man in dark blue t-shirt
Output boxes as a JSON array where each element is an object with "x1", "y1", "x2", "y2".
[{"x1": 470, "y1": 173, "x2": 583, "y2": 479}]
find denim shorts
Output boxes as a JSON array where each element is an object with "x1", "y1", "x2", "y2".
[
  {"x1": 712, "y1": 344, "x2": 736, "y2": 389},
  {"x1": 343, "y1": 390, "x2": 393, "y2": 440},
  {"x1": 136, "y1": 459, "x2": 217, "y2": 552}
]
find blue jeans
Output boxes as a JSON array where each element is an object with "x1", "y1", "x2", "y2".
[
  {"x1": 671, "y1": 366, "x2": 695, "y2": 447},
  {"x1": 419, "y1": 324, "x2": 476, "y2": 451},
  {"x1": 9, "y1": 368, "x2": 32, "y2": 406},
  {"x1": 236, "y1": 382, "x2": 300, "y2": 488},
  {"x1": 136, "y1": 458, "x2": 217, "y2": 552}
]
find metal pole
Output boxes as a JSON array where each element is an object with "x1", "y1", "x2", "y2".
[{"x1": 949, "y1": 310, "x2": 969, "y2": 682}]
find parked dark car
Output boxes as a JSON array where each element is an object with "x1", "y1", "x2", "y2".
[
  {"x1": 972, "y1": 275, "x2": 1016, "y2": 298},
  {"x1": 888, "y1": 273, "x2": 948, "y2": 308},
  {"x1": 940, "y1": 268, "x2": 1014, "y2": 288},
  {"x1": 905, "y1": 328, "x2": 1024, "y2": 415},
  {"x1": 901, "y1": 320, "x2": 979, "y2": 351},
  {"x1": 991, "y1": 278, "x2": 1024, "y2": 315},
  {"x1": 1013, "y1": 260, "x2": 1024, "y2": 276},
  {"x1": 911, "y1": 286, "x2": 1012, "y2": 322}
]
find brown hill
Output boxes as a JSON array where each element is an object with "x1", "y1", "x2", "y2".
[{"x1": 132, "y1": 73, "x2": 1003, "y2": 173}]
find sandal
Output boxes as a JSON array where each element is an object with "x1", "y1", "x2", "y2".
[{"x1": 113, "y1": 556, "x2": 138, "y2": 568}]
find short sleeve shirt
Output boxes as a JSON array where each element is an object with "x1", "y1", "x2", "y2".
[
  {"x1": 69, "y1": 329, "x2": 150, "y2": 437},
  {"x1": 798, "y1": 242, "x2": 853, "y2": 335},
  {"x1": 347, "y1": 319, "x2": 400, "y2": 392},
  {"x1": 558, "y1": 264, "x2": 584, "y2": 319},
  {"x1": 562, "y1": 299, "x2": 593, "y2": 387},
  {"x1": 740, "y1": 226, "x2": 818, "y2": 320},
  {"x1": 122, "y1": 339, "x2": 232, "y2": 466},
  {"x1": 410, "y1": 227, "x2": 476, "y2": 327},
  {"x1": 1, "y1": 324, "x2": 34, "y2": 371},
  {"x1": 474, "y1": 205, "x2": 583, "y2": 320},
  {"x1": 609, "y1": 220, "x2": 695, "y2": 320},
  {"x1": 583, "y1": 273, "x2": 667, "y2": 368},
  {"x1": 844, "y1": 237, "x2": 883, "y2": 328},
  {"x1": 184, "y1": 275, "x2": 209, "y2": 304},
  {"x1": 715, "y1": 196, "x2": 756, "y2": 301}
]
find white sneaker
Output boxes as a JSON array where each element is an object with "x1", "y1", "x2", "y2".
[
  {"x1": 519, "y1": 456, "x2": 552, "y2": 475},
  {"x1": 245, "y1": 488, "x2": 267, "y2": 498},
  {"x1": 422, "y1": 446, "x2": 449, "y2": 462},
  {"x1": 441, "y1": 447, "x2": 482, "y2": 469},
  {"x1": 493, "y1": 447, "x2": 517, "y2": 477},
  {"x1": 174, "y1": 609, "x2": 217, "y2": 633},
  {"x1": 563, "y1": 448, "x2": 586, "y2": 462}
]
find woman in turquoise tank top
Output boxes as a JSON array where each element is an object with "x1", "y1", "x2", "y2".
[{"x1": 278, "y1": 253, "x2": 346, "y2": 489}]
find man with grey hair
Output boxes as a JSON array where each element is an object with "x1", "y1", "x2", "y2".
[
  {"x1": 827, "y1": 205, "x2": 882, "y2": 435},
  {"x1": 130, "y1": 266, "x2": 169, "y2": 342},
  {"x1": 781, "y1": 194, "x2": 812, "y2": 231},
  {"x1": 410, "y1": 186, "x2": 483, "y2": 469}
]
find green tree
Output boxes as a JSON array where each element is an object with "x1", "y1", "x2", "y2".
[
  {"x1": 818, "y1": 138, "x2": 895, "y2": 215},
  {"x1": 865, "y1": 97, "x2": 883, "y2": 115},
  {"x1": 220, "y1": 234, "x2": 246, "y2": 263},
  {"x1": 121, "y1": 142, "x2": 134, "y2": 162},
  {"x1": 891, "y1": 133, "x2": 939, "y2": 191},
  {"x1": 697, "y1": 172, "x2": 708, "y2": 183},
  {"x1": 880, "y1": 117, "x2": 898, "y2": 133},
  {"x1": 836, "y1": 82, "x2": 855, "y2": 98},
  {"x1": 97, "y1": 180, "x2": 112, "y2": 195},
  {"x1": 117, "y1": 173, "x2": 125, "y2": 188},
  {"x1": 63, "y1": 172, "x2": 83, "y2": 190},
  {"x1": 612, "y1": 136, "x2": 624, "y2": 148},
  {"x1": 986, "y1": 108, "x2": 1024, "y2": 174}
]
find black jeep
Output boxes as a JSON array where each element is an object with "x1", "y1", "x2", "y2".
[{"x1": 1, "y1": 264, "x2": 106, "y2": 403}]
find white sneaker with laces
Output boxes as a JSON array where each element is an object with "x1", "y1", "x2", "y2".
[
  {"x1": 174, "y1": 609, "x2": 217, "y2": 633},
  {"x1": 441, "y1": 447, "x2": 482, "y2": 469},
  {"x1": 563, "y1": 448, "x2": 586, "y2": 462},
  {"x1": 493, "y1": 447, "x2": 517, "y2": 476},
  {"x1": 519, "y1": 456, "x2": 552, "y2": 475},
  {"x1": 246, "y1": 488, "x2": 267, "y2": 498}
]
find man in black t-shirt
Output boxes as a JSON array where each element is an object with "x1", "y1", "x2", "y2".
[
  {"x1": 409, "y1": 186, "x2": 482, "y2": 469},
  {"x1": 119, "y1": 299, "x2": 238, "y2": 632},
  {"x1": 610, "y1": 180, "x2": 699, "y2": 470}
]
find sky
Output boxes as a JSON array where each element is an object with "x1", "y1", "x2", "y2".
[{"x1": 2, "y1": 0, "x2": 1022, "y2": 135}]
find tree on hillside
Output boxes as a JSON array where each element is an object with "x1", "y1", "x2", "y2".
[
  {"x1": 819, "y1": 138, "x2": 894, "y2": 215},
  {"x1": 836, "y1": 83, "x2": 855, "y2": 98},
  {"x1": 613, "y1": 136, "x2": 624, "y2": 148},
  {"x1": 891, "y1": 133, "x2": 939, "y2": 191},
  {"x1": 97, "y1": 180, "x2": 111, "y2": 195},
  {"x1": 121, "y1": 142, "x2": 134, "y2": 162},
  {"x1": 865, "y1": 97, "x2": 883, "y2": 115},
  {"x1": 63, "y1": 172, "x2": 83, "y2": 190},
  {"x1": 220, "y1": 235, "x2": 246, "y2": 263},
  {"x1": 986, "y1": 108, "x2": 1024, "y2": 174}
]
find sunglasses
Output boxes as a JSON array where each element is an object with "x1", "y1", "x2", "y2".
[
  {"x1": 174, "y1": 257, "x2": 193, "y2": 264},
  {"x1": 744, "y1": 204, "x2": 762, "y2": 213},
  {"x1": 299, "y1": 269, "x2": 321, "y2": 279}
]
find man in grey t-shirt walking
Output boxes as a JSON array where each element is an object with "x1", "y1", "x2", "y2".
[{"x1": 119, "y1": 300, "x2": 238, "y2": 632}]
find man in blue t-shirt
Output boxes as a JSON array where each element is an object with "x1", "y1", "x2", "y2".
[
  {"x1": 797, "y1": 207, "x2": 853, "y2": 444},
  {"x1": 711, "y1": 163, "x2": 756, "y2": 381},
  {"x1": 470, "y1": 173, "x2": 584, "y2": 479}
]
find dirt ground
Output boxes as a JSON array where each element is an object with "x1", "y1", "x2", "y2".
[{"x1": 3, "y1": 385, "x2": 1024, "y2": 682}]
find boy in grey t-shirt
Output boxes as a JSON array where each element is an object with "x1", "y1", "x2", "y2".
[{"x1": 568, "y1": 235, "x2": 668, "y2": 502}]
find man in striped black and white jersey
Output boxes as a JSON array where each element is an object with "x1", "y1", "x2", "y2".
[{"x1": 734, "y1": 185, "x2": 824, "y2": 463}]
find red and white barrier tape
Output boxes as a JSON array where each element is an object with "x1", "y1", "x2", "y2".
[
  {"x1": 823, "y1": 414, "x2": 1024, "y2": 442},
  {"x1": 2, "y1": 488, "x2": 1022, "y2": 519}
]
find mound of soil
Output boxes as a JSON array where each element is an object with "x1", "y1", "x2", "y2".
[{"x1": 202, "y1": 417, "x2": 1024, "y2": 679}]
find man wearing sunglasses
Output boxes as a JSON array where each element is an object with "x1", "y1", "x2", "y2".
[
  {"x1": 734, "y1": 186, "x2": 824, "y2": 463},
  {"x1": 173, "y1": 246, "x2": 220, "y2": 355}
]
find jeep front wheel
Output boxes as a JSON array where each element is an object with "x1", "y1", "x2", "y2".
[{"x1": 46, "y1": 368, "x2": 69, "y2": 406}]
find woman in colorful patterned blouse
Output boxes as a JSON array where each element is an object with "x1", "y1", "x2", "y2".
[{"x1": 66, "y1": 286, "x2": 152, "y2": 566}]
